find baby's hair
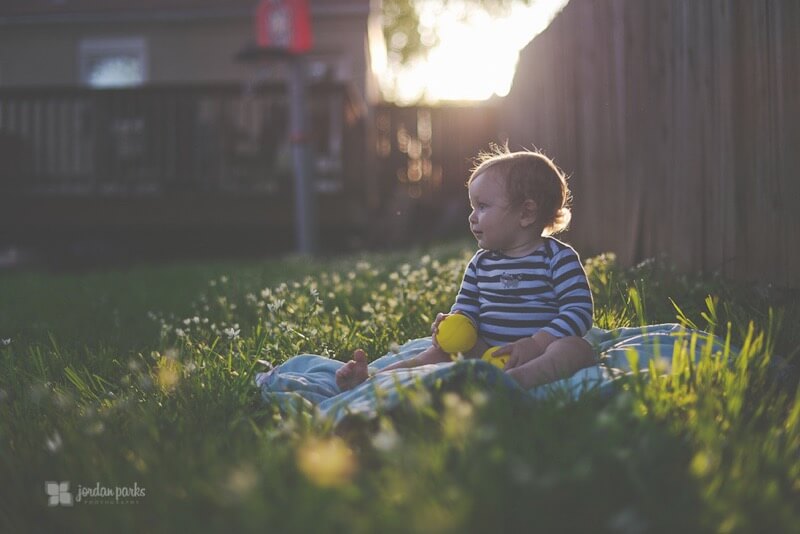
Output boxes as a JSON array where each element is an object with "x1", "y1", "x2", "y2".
[{"x1": 468, "y1": 144, "x2": 572, "y2": 236}]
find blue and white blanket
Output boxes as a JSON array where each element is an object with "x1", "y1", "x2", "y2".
[{"x1": 255, "y1": 323, "x2": 729, "y2": 425}]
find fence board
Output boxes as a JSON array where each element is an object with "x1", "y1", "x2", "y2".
[{"x1": 500, "y1": 0, "x2": 799, "y2": 286}]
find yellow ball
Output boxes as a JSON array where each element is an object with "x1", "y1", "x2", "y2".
[
  {"x1": 481, "y1": 346, "x2": 509, "y2": 369},
  {"x1": 435, "y1": 314, "x2": 477, "y2": 354}
]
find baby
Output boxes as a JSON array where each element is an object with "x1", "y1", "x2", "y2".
[{"x1": 337, "y1": 147, "x2": 595, "y2": 391}]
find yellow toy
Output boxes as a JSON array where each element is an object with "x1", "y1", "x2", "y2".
[
  {"x1": 435, "y1": 314, "x2": 477, "y2": 354},
  {"x1": 481, "y1": 346, "x2": 509, "y2": 369}
]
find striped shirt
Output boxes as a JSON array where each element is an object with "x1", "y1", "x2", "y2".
[{"x1": 450, "y1": 237, "x2": 594, "y2": 346}]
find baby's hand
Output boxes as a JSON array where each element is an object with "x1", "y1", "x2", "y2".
[
  {"x1": 430, "y1": 312, "x2": 451, "y2": 348},
  {"x1": 492, "y1": 337, "x2": 545, "y2": 371}
]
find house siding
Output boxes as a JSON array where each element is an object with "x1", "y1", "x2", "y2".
[{"x1": 0, "y1": 2, "x2": 372, "y2": 102}]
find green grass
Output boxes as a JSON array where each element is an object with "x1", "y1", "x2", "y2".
[{"x1": 0, "y1": 241, "x2": 798, "y2": 533}]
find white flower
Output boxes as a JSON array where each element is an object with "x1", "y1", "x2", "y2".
[
  {"x1": 175, "y1": 328, "x2": 186, "y2": 338},
  {"x1": 371, "y1": 427, "x2": 400, "y2": 452},
  {"x1": 0, "y1": 338, "x2": 10, "y2": 347},
  {"x1": 45, "y1": 431, "x2": 63, "y2": 453},
  {"x1": 224, "y1": 327, "x2": 241, "y2": 340}
]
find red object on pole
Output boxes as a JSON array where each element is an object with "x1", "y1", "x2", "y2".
[{"x1": 255, "y1": 0, "x2": 313, "y2": 54}]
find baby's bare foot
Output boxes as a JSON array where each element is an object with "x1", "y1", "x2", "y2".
[{"x1": 335, "y1": 349, "x2": 370, "y2": 391}]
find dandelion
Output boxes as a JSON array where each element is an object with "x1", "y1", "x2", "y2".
[
  {"x1": 155, "y1": 355, "x2": 181, "y2": 393},
  {"x1": 175, "y1": 328, "x2": 186, "y2": 338},
  {"x1": 1, "y1": 338, "x2": 11, "y2": 347},
  {"x1": 296, "y1": 437, "x2": 357, "y2": 487},
  {"x1": 45, "y1": 431, "x2": 63, "y2": 453}
]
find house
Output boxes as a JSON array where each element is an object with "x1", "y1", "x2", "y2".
[
  {"x1": 0, "y1": 0, "x2": 377, "y2": 100},
  {"x1": 0, "y1": 0, "x2": 380, "y2": 261}
]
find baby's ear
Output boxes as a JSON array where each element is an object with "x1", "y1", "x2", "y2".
[{"x1": 520, "y1": 199, "x2": 538, "y2": 227}]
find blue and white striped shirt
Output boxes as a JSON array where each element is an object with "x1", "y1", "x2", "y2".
[{"x1": 450, "y1": 237, "x2": 594, "y2": 346}]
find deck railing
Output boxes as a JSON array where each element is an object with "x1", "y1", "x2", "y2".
[{"x1": 0, "y1": 81, "x2": 362, "y2": 197}]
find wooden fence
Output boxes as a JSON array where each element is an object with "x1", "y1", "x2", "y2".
[{"x1": 501, "y1": 0, "x2": 800, "y2": 287}]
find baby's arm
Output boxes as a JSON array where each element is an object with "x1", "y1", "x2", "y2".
[
  {"x1": 541, "y1": 247, "x2": 594, "y2": 339},
  {"x1": 380, "y1": 308, "x2": 488, "y2": 372},
  {"x1": 379, "y1": 253, "x2": 485, "y2": 374}
]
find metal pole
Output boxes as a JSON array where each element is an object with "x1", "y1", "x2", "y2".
[{"x1": 288, "y1": 55, "x2": 316, "y2": 255}]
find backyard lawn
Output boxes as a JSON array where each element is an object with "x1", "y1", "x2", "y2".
[{"x1": 1, "y1": 239, "x2": 798, "y2": 533}]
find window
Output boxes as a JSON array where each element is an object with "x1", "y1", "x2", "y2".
[{"x1": 79, "y1": 37, "x2": 148, "y2": 88}]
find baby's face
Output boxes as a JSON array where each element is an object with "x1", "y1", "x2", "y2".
[{"x1": 468, "y1": 172, "x2": 528, "y2": 253}]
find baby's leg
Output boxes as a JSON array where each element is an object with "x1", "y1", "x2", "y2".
[
  {"x1": 335, "y1": 349, "x2": 370, "y2": 391},
  {"x1": 336, "y1": 344, "x2": 453, "y2": 392},
  {"x1": 507, "y1": 336, "x2": 595, "y2": 389}
]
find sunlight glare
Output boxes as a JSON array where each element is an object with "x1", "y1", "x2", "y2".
[{"x1": 375, "y1": 0, "x2": 570, "y2": 104}]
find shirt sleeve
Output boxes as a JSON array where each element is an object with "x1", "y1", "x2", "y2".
[
  {"x1": 541, "y1": 246, "x2": 594, "y2": 338},
  {"x1": 449, "y1": 253, "x2": 480, "y2": 326}
]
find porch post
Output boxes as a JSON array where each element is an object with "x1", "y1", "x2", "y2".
[{"x1": 288, "y1": 56, "x2": 316, "y2": 256}]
